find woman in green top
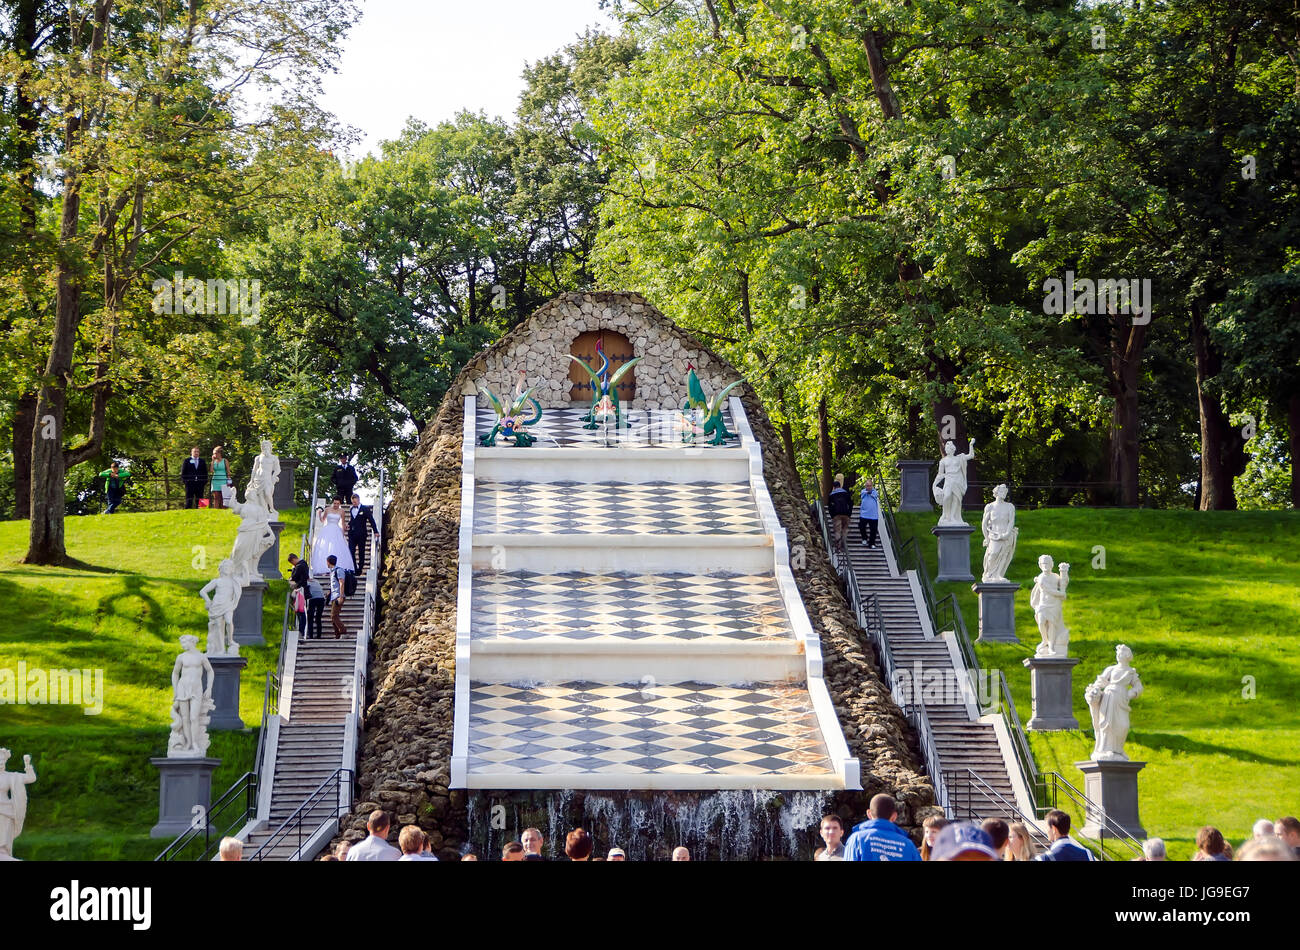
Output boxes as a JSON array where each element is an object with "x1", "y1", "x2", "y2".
[{"x1": 210, "y1": 445, "x2": 231, "y2": 509}]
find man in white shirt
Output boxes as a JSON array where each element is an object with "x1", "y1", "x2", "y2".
[
  {"x1": 397, "y1": 824, "x2": 439, "y2": 861},
  {"x1": 345, "y1": 810, "x2": 401, "y2": 861}
]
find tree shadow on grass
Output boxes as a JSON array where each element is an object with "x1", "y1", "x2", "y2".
[{"x1": 1128, "y1": 731, "x2": 1295, "y2": 768}]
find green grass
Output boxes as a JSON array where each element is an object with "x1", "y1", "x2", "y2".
[
  {"x1": 0, "y1": 506, "x2": 310, "y2": 860},
  {"x1": 894, "y1": 508, "x2": 1300, "y2": 860}
]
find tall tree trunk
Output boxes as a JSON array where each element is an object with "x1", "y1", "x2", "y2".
[
  {"x1": 1191, "y1": 302, "x2": 1246, "y2": 510},
  {"x1": 12, "y1": 393, "x2": 37, "y2": 519},
  {"x1": 817, "y1": 394, "x2": 833, "y2": 503},
  {"x1": 1108, "y1": 317, "x2": 1145, "y2": 506},
  {"x1": 777, "y1": 384, "x2": 799, "y2": 492},
  {"x1": 1289, "y1": 392, "x2": 1300, "y2": 509}
]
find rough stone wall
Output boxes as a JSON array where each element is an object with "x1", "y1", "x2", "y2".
[
  {"x1": 470, "y1": 291, "x2": 732, "y2": 409},
  {"x1": 330, "y1": 291, "x2": 934, "y2": 860}
]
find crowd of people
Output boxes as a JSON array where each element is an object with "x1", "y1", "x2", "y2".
[{"x1": 213, "y1": 798, "x2": 1297, "y2": 862}]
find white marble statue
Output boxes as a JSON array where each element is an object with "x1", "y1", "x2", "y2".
[
  {"x1": 228, "y1": 488, "x2": 275, "y2": 588},
  {"x1": 169, "y1": 635, "x2": 215, "y2": 758},
  {"x1": 1030, "y1": 555, "x2": 1070, "y2": 657},
  {"x1": 200, "y1": 558, "x2": 242, "y2": 656},
  {"x1": 932, "y1": 438, "x2": 976, "y2": 525},
  {"x1": 980, "y1": 484, "x2": 1019, "y2": 582},
  {"x1": 1085, "y1": 644, "x2": 1143, "y2": 761},
  {"x1": 247, "y1": 439, "x2": 281, "y2": 520},
  {"x1": 0, "y1": 748, "x2": 37, "y2": 861}
]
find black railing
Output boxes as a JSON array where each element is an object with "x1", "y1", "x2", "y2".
[
  {"x1": 1040, "y1": 770, "x2": 1145, "y2": 860},
  {"x1": 944, "y1": 768, "x2": 1052, "y2": 851},
  {"x1": 247, "y1": 768, "x2": 353, "y2": 862},
  {"x1": 154, "y1": 772, "x2": 258, "y2": 862}
]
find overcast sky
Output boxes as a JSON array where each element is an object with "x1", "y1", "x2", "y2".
[{"x1": 320, "y1": 0, "x2": 618, "y2": 158}]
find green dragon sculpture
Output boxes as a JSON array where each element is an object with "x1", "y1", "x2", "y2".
[
  {"x1": 479, "y1": 371, "x2": 543, "y2": 447},
  {"x1": 681, "y1": 364, "x2": 744, "y2": 445},
  {"x1": 569, "y1": 338, "x2": 641, "y2": 430}
]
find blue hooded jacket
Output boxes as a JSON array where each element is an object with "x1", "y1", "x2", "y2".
[
  {"x1": 859, "y1": 488, "x2": 880, "y2": 520},
  {"x1": 844, "y1": 818, "x2": 922, "y2": 861}
]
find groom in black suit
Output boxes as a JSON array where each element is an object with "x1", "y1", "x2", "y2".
[
  {"x1": 348, "y1": 493, "x2": 379, "y2": 572},
  {"x1": 181, "y1": 447, "x2": 208, "y2": 509}
]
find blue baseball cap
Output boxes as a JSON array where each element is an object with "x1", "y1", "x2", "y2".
[{"x1": 932, "y1": 822, "x2": 1000, "y2": 861}]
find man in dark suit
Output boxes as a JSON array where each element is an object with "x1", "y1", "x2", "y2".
[
  {"x1": 348, "y1": 493, "x2": 379, "y2": 572},
  {"x1": 331, "y1": 453, "x2": 358, "y2": 503},
  {"x1": 181, "y1": 447, "x2": 208, "y2": 509}
]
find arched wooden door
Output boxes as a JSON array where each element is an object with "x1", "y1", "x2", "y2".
[{"x1": 569, "y1": 329, "x2": 637, "y2": 403}]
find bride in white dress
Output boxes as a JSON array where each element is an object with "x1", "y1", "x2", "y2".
[{"x1": 311, "y1": 500, "x2": 355, "y2": 574}]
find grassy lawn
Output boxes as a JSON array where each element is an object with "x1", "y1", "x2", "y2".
[
  {"x1": 894, "y1": 508, "x2": 1300, "y2": 860},
  {"x1": 0, "y1": 506, "x2": 310, "y2": 860}
]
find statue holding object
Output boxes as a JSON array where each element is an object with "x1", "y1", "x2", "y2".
[
  {"x1": 228, "y1": 488, "x2": 275, "y2": 587},
  {"x1": 932, "y1": 438, "x2": 975, "y2": 525},
  {"x1": 0, "y1": 748, "x2": 36, "y2": 861},
  {"x1": 1085, "y1": 645, "x2": 1143, "y2": 761},
  {"x1": 480, "y1": 370, "x2": 543, "y2": 447},
  {"x1": 200, "y1": 558, "x2": 242, "y2": 656},
  {"x1": 570, "y1": 339, "x2": 640, "y2": 430},
  {"x1": 681, "y1": 365, "x2": 743, "y2": 445},
  {"x1": 247, "y1": 439, "x2": 281, "y2": 520},
  {"x1": 1030, "y1": 555, "x2": 1070, "y2": 657}
]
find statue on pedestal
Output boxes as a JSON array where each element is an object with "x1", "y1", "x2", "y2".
[
  {"x1": 980, "y1": 484, "x2": 1018, "y2": 582},
  {"x1": 1030, "y1": 555, "x2": 1070, "y2": 656},
  {"x1": 0, "y1": 748, "x2": 36, "y2": 861},
  {"x1": 228, "y1": 488, "x2": 275, "y2": 588},
  {"x1": 1085, "y1": 645, "x2": 1143, "y2": 761},
  {"x1": 933, "y1": 438, "x2": 975, "y2": 525},
  {"x1": 169, "y1": 635, "x2": 215, "y2": 758},
  {"x1": 200, "y1": 558, "x2": 242, "y2": 656},
  {"x1": 247, "y1": 439, "x2": 281, "y2": 520}
]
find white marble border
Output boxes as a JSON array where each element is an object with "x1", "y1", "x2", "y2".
[
  {"x1": 730, "y1": 397, "x2": 862, "y2": 790},
  {"x1": 450, "y1": 396, "x2": 477, "y2": 788}
]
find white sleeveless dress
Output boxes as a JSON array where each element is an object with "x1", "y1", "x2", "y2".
[{"x1": 311, "y1": 510, "x2": 356, "y2": 574}]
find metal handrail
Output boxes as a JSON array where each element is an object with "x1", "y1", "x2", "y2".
[
  {"x1": 1041, "y1": 770, "x2": 1145, "y2": 860},
  {"x1": 994, "y1": 669, "x2": 1041, "y2": 797},
  {"x1": 944, "y1": 767, "x2": 1053, "y2": 851},
  {"x1": 938, "y1": 594, "x2": 979, "y2": 677},
  {"x1": 253, "y1": 670, "x2": 279, "y2": 788},
  {"x1": 247, "y1": 768, "x2": 353, "y2": 862},
  {"x1": 909, "y1": 704, "x2": 951, "y2": 817},
  {"x1": 154, "y1": 771, "x2": 258, "y2": 861}
]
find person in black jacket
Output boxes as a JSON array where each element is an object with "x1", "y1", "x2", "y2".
[
  {"x1": 331, "y1": 453, "x2": 358, "y2": 502},
  {"x1": 347, "y1": 493, "x2": 379, "y2": 572},
  {"x1": 181, "y1": 447, "x2": 208, "y2": 509},
  {"x1": 827, "y1": 474, "x2": 853, "y2": 547}
]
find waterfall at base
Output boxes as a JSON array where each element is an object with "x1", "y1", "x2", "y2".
[{"x1": 466, "y1": 789, "x2": 832, "y2": 861}]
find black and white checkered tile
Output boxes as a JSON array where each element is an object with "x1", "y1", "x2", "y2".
[
  {"x1": 467, "y1": 681, "x2": 834, "y2": 777},
  {"x1": 473, "y1": 481, "x2": 760, "y2": 535},
  {"x1": 471, "y1": 571, "x2": 793, "y2": 642},
  {"x1": 475, "y1": 405, "x2": 739, "y2": 448}
]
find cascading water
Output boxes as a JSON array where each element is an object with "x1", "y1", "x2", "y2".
[{"x1": 466, "y1": 789, "x2": 833, "y2": 861}]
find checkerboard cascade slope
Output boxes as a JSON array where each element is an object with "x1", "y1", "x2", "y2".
[{"x1": 454, "y1": 402, "x2": 860, "y2": 791}]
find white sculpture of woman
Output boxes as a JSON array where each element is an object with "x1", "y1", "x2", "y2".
[
  {"x1": 169, "y1": 635, "x2": 215, "y2": 758},
  {"x1": 1030, "y1": 555, "x2": 1070, "y2": 656},
  {"x1": 932, "y1": 438, "x2": 976, "y2": 525},
  {"x1": 0, "y1": 748, "x2": 37, "y2": 861},
  {"x1": 980, "y1": 484, "x2": 1018, "y2": 582},
  {"x1": 1085, "y1": 645, "x2": 1143, "y2": 761},
  {"x1": 228, "y1": 489, "x2": 275, "y2": 587},
  {"x1": 200, "y1": 558, "x2": 242, "y2": 656},
  {"x1": 248, "y1": 439, "x2": 281, "y2": 520}
]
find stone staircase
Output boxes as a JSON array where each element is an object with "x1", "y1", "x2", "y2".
[
  {"x1": 239, "y1": 508, "x2": 377, "y2": 859},
  {"x1": 452, "y1": 400, "x2": 860, "y2": 791},
  {"x1": 842, "y1": 513, "x2": 1024, "y2": 818}
]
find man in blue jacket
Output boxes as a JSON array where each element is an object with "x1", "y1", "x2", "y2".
[
  {"x1": 858, "y1": 477, "x2": 880, "y2": 548},
  {"x1": 1036, "y1": 809, "x2": 1094, "y2": 861},
  {"x1": 844, "y1": 793, "x2": 922, "y2": 861}
]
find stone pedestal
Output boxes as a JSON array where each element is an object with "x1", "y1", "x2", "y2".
[
  {"x1": 931, "y1": 522, "x2": 975, "y2": 582},
  {"x1": 232, "y1": 580, "x2": 267, "y2": 646},
  {"x1": 1075, "y1": 759, "x2": 1146, "y2": 840},
  {"x1": 258, "y1": 521, "x2": 284, "y2": 580},
  {"x1": 150, "y1": 756, "x2": 221, "y2": 838},
  {"x1": 273, "y1": 458, "x2": 299, "y2": 510},
  {"x1": 896, "y1": 461, "x2": 934, "y2": 512},
  {"x1": 1023, "y1": 656, "x2": 1080, "y2": 730},
  {"x1": 973, "y1": 581, "x2": 1020, "y2": 642},
  {"x1": 207, "y1": 655, "x2": 248, "y2": 730}
]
